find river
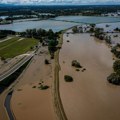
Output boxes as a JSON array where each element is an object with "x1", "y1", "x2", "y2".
[{"x1": 59, "y1": 32, "x2": 120, "y2": 120}]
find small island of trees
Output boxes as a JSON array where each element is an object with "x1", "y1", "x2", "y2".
[
  {"x1": 72, "y1": 26, "x2": 79, "y2": 33},
  {"x1": 107, "y1": 60, "x2": 120, "y2": 85},
  {"x1": 64, "y1": 75, "x2": 73, "y2": 82},
  {"x1": 72, "y1": 60, "x2": 82, "y2": 68},
  {"x1": 111, "y1": 44, "x2": 120, "y2": 59}
]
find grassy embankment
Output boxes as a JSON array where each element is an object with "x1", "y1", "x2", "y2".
[{"x1": 0, "y1": 37, "x2": 38, "y2": 58}]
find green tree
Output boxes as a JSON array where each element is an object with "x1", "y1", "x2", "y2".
[
  {"x1": 48, "y1": 40, "x2": 58, "y2": 53},
  {"x1": 64, "y1": 75, "x2": 73, "y2": 82},
  {"x1": 72, "y1": 26, "x2": 79, "y2": 33},
  {"x1": 1, "y1": 57, "x2": 6, "y2": 61},
  {"x1": 107, "y1": 73, "x2": 120, "y2": 85},
  {"x1": 113, "y1": 60, "x2": 120, "y2": 72}
]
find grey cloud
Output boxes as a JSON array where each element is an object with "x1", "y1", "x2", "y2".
[{"x1": 1, "y1": 0, "x2": 120, "y2": 4}]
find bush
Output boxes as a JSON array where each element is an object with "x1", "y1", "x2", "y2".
[
  {"x1": 107, "y1": 73, "x2": 120, "y2": 85},
  {"x1": 39, "y1": 85, "x2": 49, "y2": 90},
  {"x1": 67, "y1": 40, "x2": 70, "y2": 42},
  {"x1": 32, "y1": 86, "x2": 36, "y2": 88},
  {"x1": 1, "y1": 57, "x2": 6, "y2": 61},
  {"x1": 72, "y1": 26, "x2": 79, "y2": 33},
  {"x1": 44, "y1": 59, "x2": 49, "y2": 64},
  {"x1": 64, "y1": 75, "x2": 73, "y2": 82},
  {"x1": 113, "y1": 60, "x2": 120, "y2": 72},
  {"x1": 72, "y1": 60, "x2": 82, "y2": 68},
  {"x1": 76, "y1": 69, "x2": 80, "y2": 71}
]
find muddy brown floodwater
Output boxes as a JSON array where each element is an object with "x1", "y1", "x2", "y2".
[
  {"x1": 59, "y1": 33, "x2": 120, "y2": 120},
  {"x1": 11, "y1": 47, "x2": 56, "y2": 120}
]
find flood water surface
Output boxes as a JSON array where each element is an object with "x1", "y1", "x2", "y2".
[
  {"x1": 55, "y1": 16, "x2": 120, "y2": 24},
  {"x1": 0, "y1": 20, "x2": 78, "y2": 32},
  {"x1": 1, "y1": 16, "x2": 120, "y2": 32},
  {"x1": 59, "y1": 33, "x2": 120, "y2": 120}
]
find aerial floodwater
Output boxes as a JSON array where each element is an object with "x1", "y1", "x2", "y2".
[
  {"x1": 0, "y1": 19, "x2": 79, "y2": 32},
  {"x1": 59, "y1": 32, "x2": 120, "y2": 120},
  {"x1": 1, "y1": 4, "x2": 120, "y2": 120},
  {"x1": 54, "y1": 16, "x2": 120, "y2": 24},
  {"x1": 0, "y1": 16, "x2": 120, "y2": 32}
]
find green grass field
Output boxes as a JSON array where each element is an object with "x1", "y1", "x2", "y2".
[
  {"x1": 0, "y1": 37, "x2": 20, "y2": 50},
  {"x1": 0, "y1": 37, "x2": 38, "y2": 58}
]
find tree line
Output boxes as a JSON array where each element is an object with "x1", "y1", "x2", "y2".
[
  {"x1": 19, "y1": 28, "x2": 60, "y2": 58},
  {"x1": 0, "y1": 30, "x2": 16, "y2": 39}
]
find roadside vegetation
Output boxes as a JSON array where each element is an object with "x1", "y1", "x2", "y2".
[
  {"x1": 0, "y1": 28, "x2": 60, "y2": 59},
  {"x1": 0, "y1": 30, "x2": 15, "y2": 39},
  {"x1": 0, "y1": 58, "x2": 31, "y2": 93},
  {"x1": 0, "y1": 37, "x2": 38, "y2": 58},
  {"x1": 20, "y1": 28, "x2": 60, "y2": 58}
]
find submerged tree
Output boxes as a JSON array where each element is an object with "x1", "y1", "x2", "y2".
[
  {"x1": 64, "y1": 75, "x2": 73, "y2": 82},
  {"x1": 72, "y1": 26, "x2": 79, "y2": 33},
  {"x1": 107, "y1": 60, "x2": 120, "y2": 85},
  {"x1": 113, "y1": 60, "x2": 120, "y2": 72},
  {"x1": 72, "y1": 60, "x2": 82, "y2": 68},
  {"x1": 107, "y1": 73, "x2": 120, "y2": 85}
]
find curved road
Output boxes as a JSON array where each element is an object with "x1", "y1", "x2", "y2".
[
  {"x1": 0, "y1": 54, "x2": 34, "y2": 82},
  {"x1": 0, "y1": 53, "x2": 35, "y2": 120}
]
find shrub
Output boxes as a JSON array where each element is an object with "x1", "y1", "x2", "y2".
[
  {"x1": 113, "y1": 60, "x2": 120, "y2": 72},
  {"x1": 32, "y1": 86, "x2": 36, "y2": 88},
  {"x1": 67, "y1": 40, "x2": 70, "y2": 42},
  {"x1": 76, "y1": 69, "x2": 80, "y2": 71},
  {"x1": 64, "y1": 75, "x2": 73, "y2": 82},
  {"x1": 72, "y1": 26, "x2": 79, "y2": 33},
  {"x1": 30, "y1": 46, "x2": 33, "y2": 50},
  {"x1": 39, "y1": 85, "x2": 49, "y2": 90},
  {"x1": 107, "y1": 73, "x2": 120, "y2": 85},
  {"x1": 72, "y1": 60, "x2": 82, "y2": 68},
  {"x1": 44, "y1": 59, "x2": 49, "y2": 64},
  {"x1": 1, "y1": 57, "x2": 5, "y2": 61}
]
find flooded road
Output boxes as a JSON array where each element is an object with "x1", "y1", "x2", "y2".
[{"x1": 59, "y1": 33, "x2": 120, "y2": 120}]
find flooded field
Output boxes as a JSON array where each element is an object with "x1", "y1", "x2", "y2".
[
  {"x1": 55, "y1": 16, "x2": 120, "y2": 24},
  {"x1": 96, "y1": 22, "x2": 120, "y2": 32},
  {"x1": 0, "y1": 20, "x2": 78, "y2": 32},
  {"x1": 11, "y1": 47, "x2": 56, "y2": 120},
  {"x1": 1, "y1": 14, "x2": 120, "y2": 120},
  {"x1": 1, "y1": 16, "x2": 120, "y2": 32},
  {"x1": 59, "y1": 32, "x2": 120, "y2": 120}
]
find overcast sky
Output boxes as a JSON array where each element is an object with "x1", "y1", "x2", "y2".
[{"x1": 0, "y1": 0, "x2": 120, "y2": 5}]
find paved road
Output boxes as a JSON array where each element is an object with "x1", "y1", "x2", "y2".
[
  {"x1": 4, "y1": 91, "x2": 14, "y2": 120},
  {"x1": 0, "y1": 54, "x2": 34, "y2": 82}
]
